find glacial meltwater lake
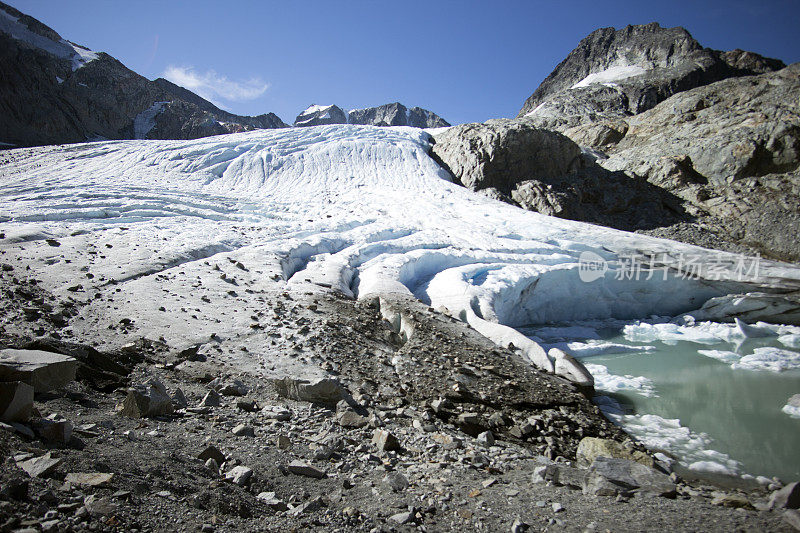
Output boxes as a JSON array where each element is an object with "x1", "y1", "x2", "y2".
[{"x1": 522, "y1": 319, "x2": 800, "y2": 483}]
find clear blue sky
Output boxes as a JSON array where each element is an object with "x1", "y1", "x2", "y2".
[{"x1": 8, "y1": 0, "x2": 800, "y2": 125}]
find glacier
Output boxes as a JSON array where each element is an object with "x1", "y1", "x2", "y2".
[{"x1": 1, "y1": 125, "x2": 799, "y2": 376}]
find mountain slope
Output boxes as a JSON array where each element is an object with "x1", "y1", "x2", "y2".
[
  {"x1": 0, "y1": 1, "x2": 287, "y2": 147},
  {"x1": 293, "y1": 102, "x2": 450, "y2": 128},
  {"x1": 518, "y1": 23, "x2": 784, "y2": 137}
]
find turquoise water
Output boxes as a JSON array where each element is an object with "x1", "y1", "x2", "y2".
[{"x1": 525, "y1": 322, "x2": 800, "y2": 482}]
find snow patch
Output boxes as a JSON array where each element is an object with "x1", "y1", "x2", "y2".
[
  {"x1": 571, "y1": 65, "x2": 647, "y2": 89},
  {"x1": 0, "y1": 7, "x2": 98, "y2": 70},
  {"x1": 133, "y1": 102, "x2": 169, "y2": 140}
]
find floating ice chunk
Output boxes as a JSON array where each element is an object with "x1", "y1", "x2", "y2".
[
  {"x1": 607, "y1": 412, "x2": 741, "y2": 476},
  {"x1": 734, "y1": 318, "x2": 777, "y2": 338},
  {"x1": 583, "y1": 363, "x2": 656, "y2": 397},
  {"x1": 778, "y1": 334, "x2": 800, "y2": 348},
  {"x1": 697, "y1": 349, "x2": 741, "y2": 363},
  {"x1": 623, "y1": 321, "x2": 744, "y2": 345},
  {"x1": 564, "y1": 341, "x2": 655, "y2": 358},
  {"x1": 782, "y1": 394, "x2": 800, "y2": 419},
  {"x1": 731, "y1": 347, "x2": 800, "y2": 372}
]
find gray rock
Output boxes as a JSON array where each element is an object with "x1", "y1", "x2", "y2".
[
  {"x1": 601, "y1": 63, "x2": 800, "y2": 261},
  {"x1": 199, "y1": 389, "x2": 222, "y2": 407},
  {"x1": 337, "y1": 409, "x2": 368, "y2": 428},
  {"x1": 389, "y1": 510, "x2": 415, "y2": 525},
  {"x1": 431, "y1": 119, "x2": 582, "y2": 194},
  {"x1": 476, "y1": 430, "x2": 495, "y2": 447},
  {"x1": 120, "y1": 378, "x2": 174, "y2": 418},
  {"x1": 64, "y1": 472, "x2": 114, "y2": 487},
  {"x1": 32, "y1": 417, "x2": 73, "y2": 443},
  {"x1": 262, "y1": 405, "x2": 292, "y2": 421},
  {"x1": 218, "y1": 379, "x2": 247, "y2": 397},
  {"x1": 383, "y1": 471, "x2": 409, "y2": 492},
  {"x1": 770, "y1": 482, "x2": 800, "y2": 510},
  {"x1": 550, "y1": 349, "x2": 594, "y2": 389},
  {"x1": 372, "y1": 428, "x2": 400, "y2": 451},
  {"x1": 256, "y1": 491, "x2": 289, "y2": 512},
  {"x1": 583, "y1": 456, "x2": 676, "y2": 498},
  {"x1": 224, "y1": 465, "x2": 253, "y2": 486},
  {"x1": 289, "y1": 496, "x2": 325, "y2": 516},
  {"x1": 0, "y1": 381, "x2": 33, "y2": 422},
  {"x1": 532, "y1": 464, "x2": 586, "y2": 489},
  {"x1": 84, "y1": 496, "x2": 118, "y2": 517},
  {"x1": 511, "y1": 518, "x2": 529, "y2": 532},
  {"x1": 287, "y1": 460, "x2": 326, "y2": 479},
  {"x1": 17, "y1": 452, "x2": 61, "y2": 478},
  {"x1": 273, "y1": 377, "x2": 344, "y2": 405},
  {"x1": 576, "y1": 437, "x2": 654, "y2": 468},
  {"x1": 232, "y1": 424, "x2": 255, "y2": 437},
  {"x1": 784, "y1": 509, "x2": 800, "y2": 531},
  {"x1": 0, "y1": 349, "x2": 77, "y2": 392},
  {"x1": 198, "y1": 445, "x2": 226, "y2": 465},
  {"x1": 171, "y1": 388, "x2": 188, "y2": 408}
]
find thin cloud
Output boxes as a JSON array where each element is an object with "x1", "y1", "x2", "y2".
[{"x1": 162, "y1": 65, "x2": 269, "y2": 103}]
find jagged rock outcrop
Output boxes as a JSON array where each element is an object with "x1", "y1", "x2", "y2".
[
  {"x1": 519, "y1": 22, "x2": 784, "y2": 143},
  {"x1": 501, "y1": 23, "x2": 797, "y2": 260},
  {"x1": 599, "y1": 63, "x2": 800, "y2": 261},
  {"x1": 430, "y1": 118, "x2": 688, "y2": 230},
  {"x1": 0, "y1": 1, "x2": 286, "y2": 147},
  {"x1": 294, "y1": 102, "x2": 449, "y2": 128},
  {"x1": 348, "y1": 102, "x2": 450, "y2": 128},
  {"x1": 293, "y1": 104, "x2": 349, "y2": 127}
]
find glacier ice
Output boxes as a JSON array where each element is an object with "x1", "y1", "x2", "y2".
[{"x1": 1, "y1": 125, "x2": 799, "y2": 377}]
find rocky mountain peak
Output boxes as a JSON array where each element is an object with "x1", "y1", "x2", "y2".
[
  {"x1": 518, "y1": 22, "x2": 785, "y2": 119},
  {"x1": 293, "y1": 102, "x2": 450, "y2": 129}
]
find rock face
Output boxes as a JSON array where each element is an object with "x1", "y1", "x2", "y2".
[
  {"x1": 519, "y1": 23, "x2": 783, "y2": 130},
  {"x1": 293, "y1": 104, "x2": 349, "y2": 127},
  {"x1": 600, "y1": 64, "x2": 800, "y2": 261},
  {"x1": 0, "y1": 1, "x2": 287, "y2": 147},
  {"x1": 499, "y1": 23, "x2": 797, "y2": 260},
  {"x1": 430, "y1": 118, "x2": 689, "y2": 230},
  {"x1": 349, "y1": 102, "x2": 450, "y2": 128},
  {"x1": 294, "y1": 102, "x2": 450, "y2": 128}
]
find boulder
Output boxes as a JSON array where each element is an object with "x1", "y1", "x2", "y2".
[
  {"x1": 119, "y1": 378, "x2": 174, "y2": 418},
  {"x1": 32, "y1": 417, "x2": 73, "y2": 443},
  {"x1": 576, "y1": 437, "x2": 655, "y2": 469},
  {"x1": 550, "y1": 349, "x2": 594, "y2": 390},
  {"x1": 372, "y1": 429, "x2": 401, "y2": 452},
  {"x1": 286, "y1": 460, "x2": 325, "y2": 479},
  {"x1": 224, "y1": 465, "x2": 253, "y2": 486},
  {"x1": 0, "y1": 349, "x2": 77, "y2": 392},
  {"x1": 431, "y1": 119, "x2": 582, "y2": 195},
  {"x1": 16, "y1": 452, "x2": 61, "y2": 478},
  {"x1": 273, "y1": 377, "x2": 344, "y2": 405},
  {"x1": 65, "y1": 472, "x2": 114, "y2": 487},
  {"x1": 532, "y1": 464, "x2": 586, "y2": 489},
  {"x1": 0, "y1": 381, "x2": 34, "y2": 422},
  {"x1": 583, "y1": 456, "x2": 676, "y2": 498},
  {"x1": 770, "y1": 482, "x2": 800, "y2": 510},
  {"x1": 197, "y1": 445, "x2": 226, "y2": 465}
]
